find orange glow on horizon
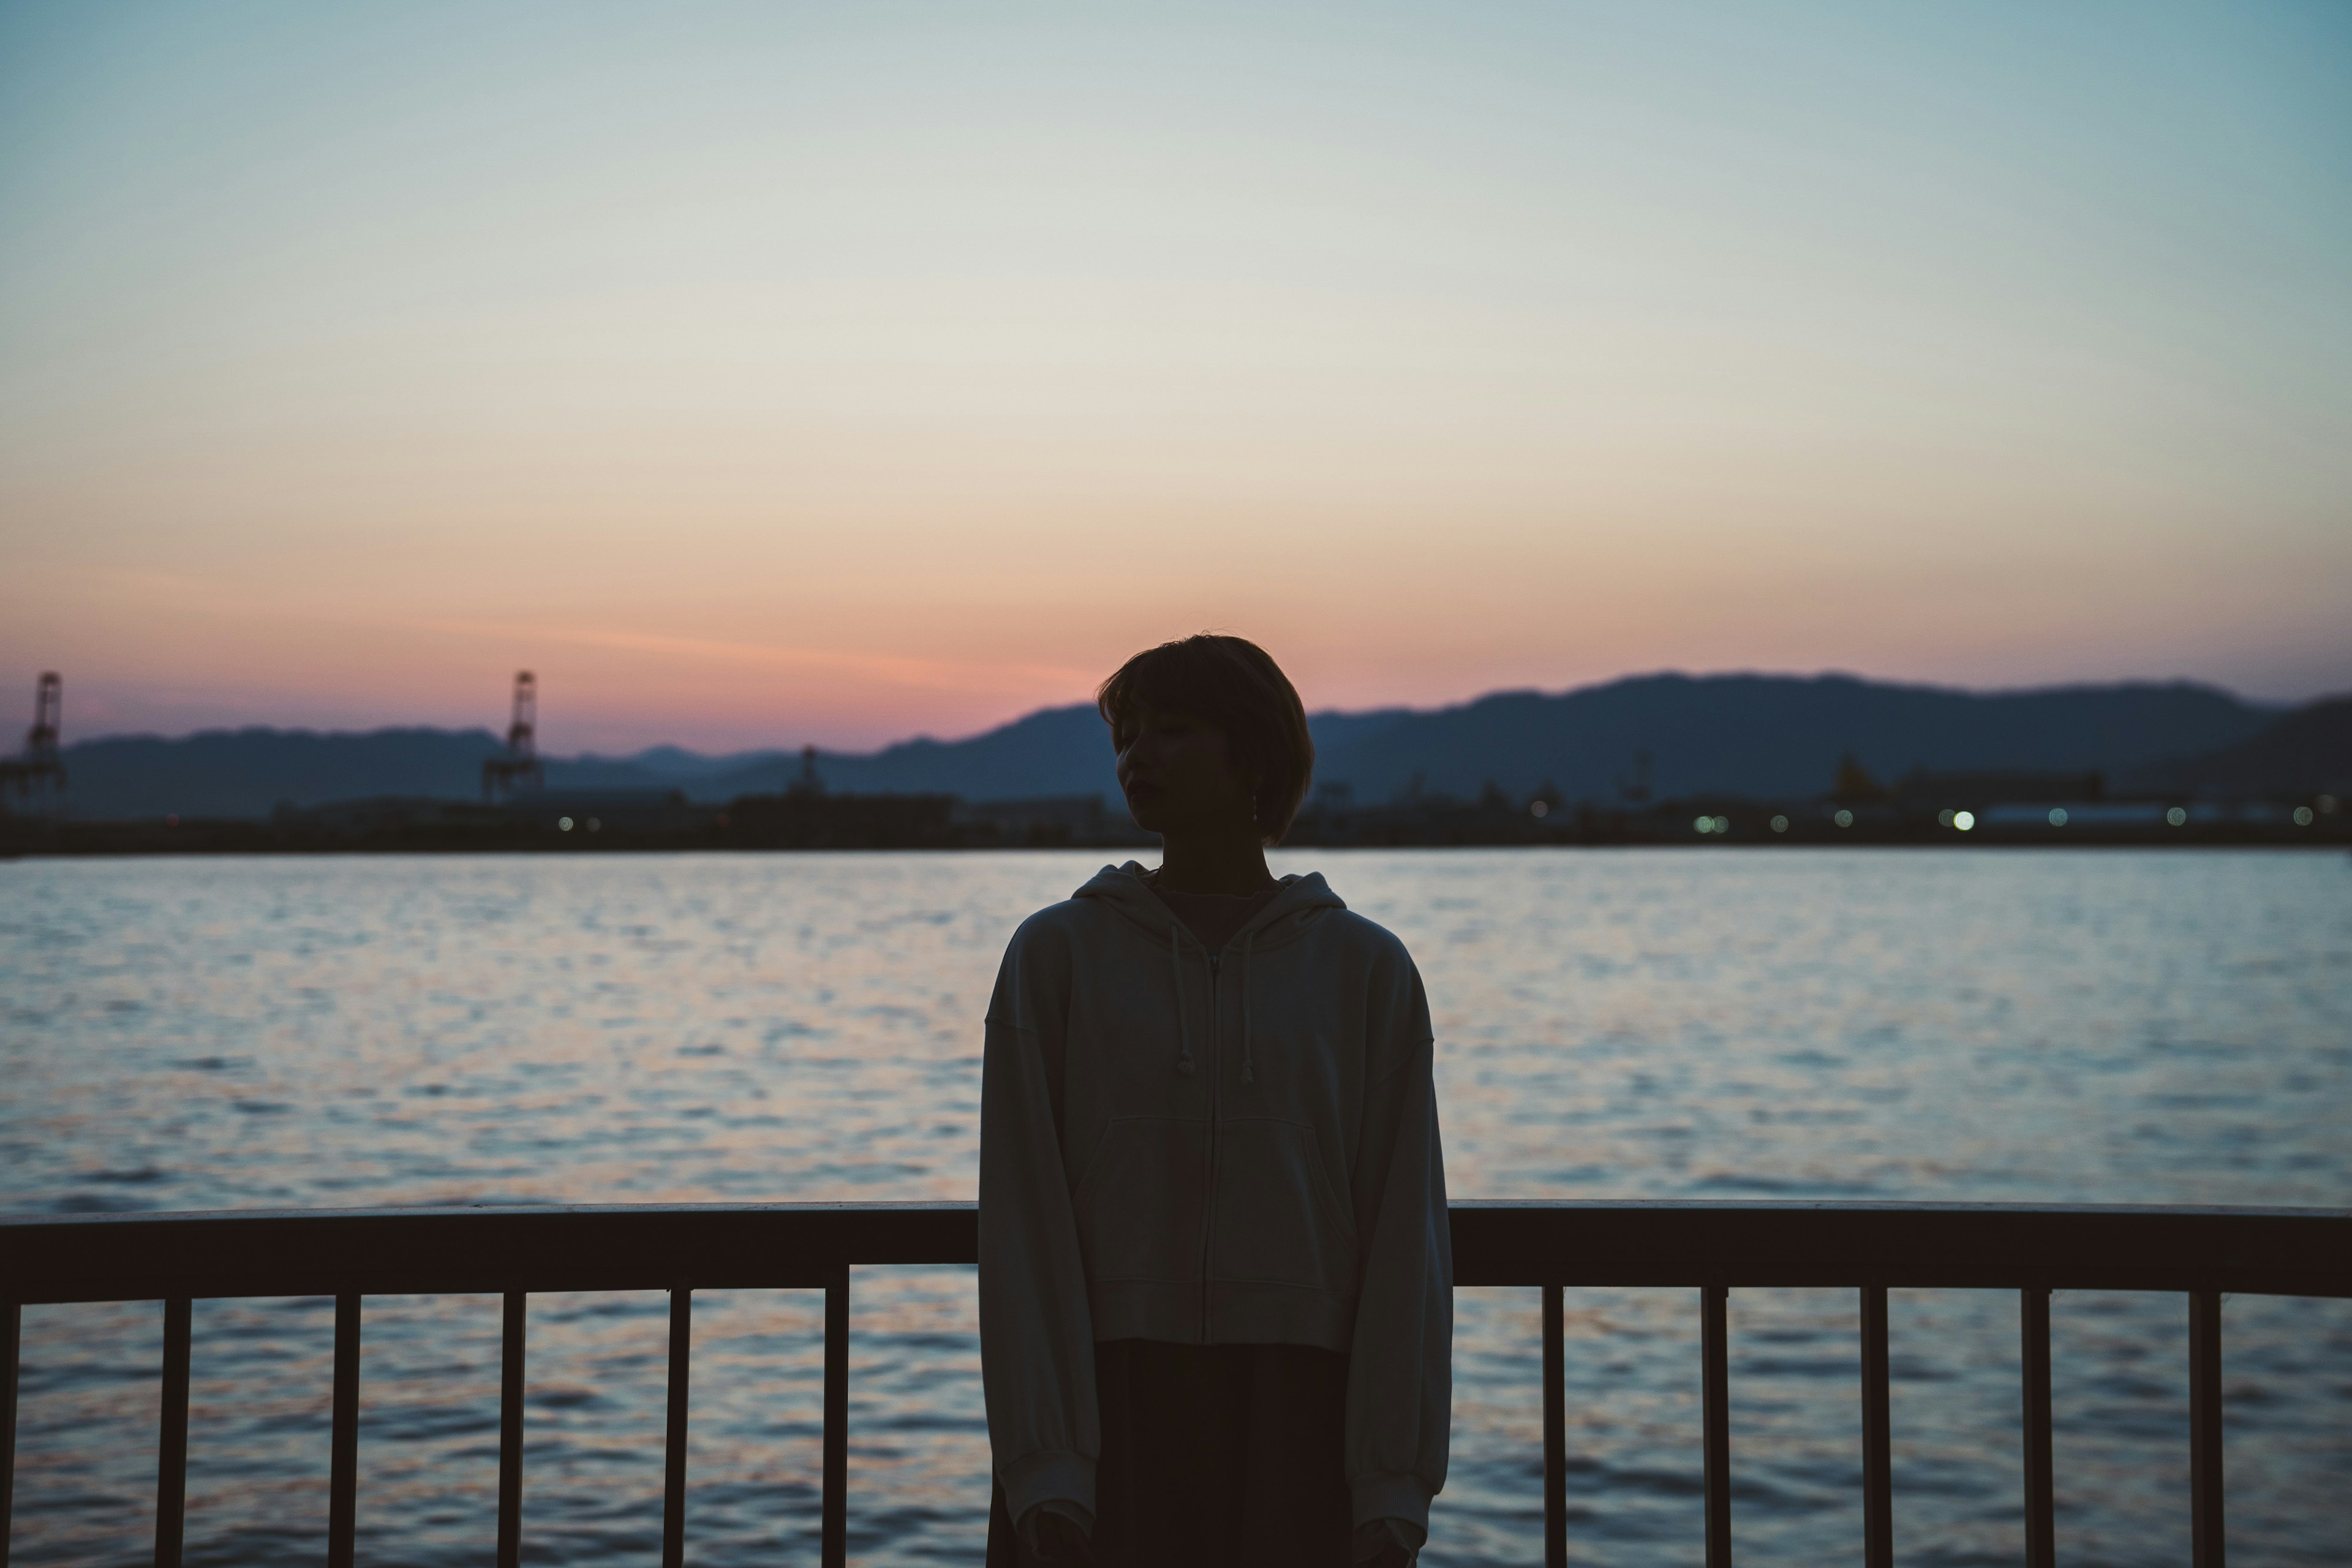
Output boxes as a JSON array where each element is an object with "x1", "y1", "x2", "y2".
[{"x1": 2, "y1": 6, "x2": 2346, "y2": 750}]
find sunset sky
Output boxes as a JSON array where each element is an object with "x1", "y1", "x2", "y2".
[{"x1": 3, "y1": 2, "x2": 2347, "y2": 753}]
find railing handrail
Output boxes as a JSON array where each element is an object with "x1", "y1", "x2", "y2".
[
  {"x1": 4, "y1": 1200, "x2": 2343, "y2": 1568},
  {"x1": 2, "y1": 1199, "x2": 2346, "y2": 1304}
]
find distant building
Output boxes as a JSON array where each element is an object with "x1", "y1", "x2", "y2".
[
  {"x1": 1895, "y1": 768, "x2": 2106, "y2": 806},
  {"x1": 498, "y1": 788, "x2": 695, "y2": 835},
  {"x1": 1831, "y1": 753, "x2": 1888, "y2": 802},
  {"x1": 952, "y1": 795, "x2": 1151, "y2": 847},
  {"x1": 788, "y1": 745, "x2": 827, "y2": 798},
  {"x1": 271, "y1": 796, "x2": 490, "y2": 834},
  {"x1": 271, "y1": 788, "x2": 695, "y2": 839}
]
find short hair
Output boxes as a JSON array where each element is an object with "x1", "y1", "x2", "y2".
[{"x1": 1098, "y1": 634, "x2": 1316, "y2": 845}]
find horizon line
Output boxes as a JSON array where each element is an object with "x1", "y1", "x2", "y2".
[{"x1": 43, "y1": 666, "x2": 2315, "y2": 757}]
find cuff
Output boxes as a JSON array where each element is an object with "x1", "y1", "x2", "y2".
[
  {"x1": 1349, "y1": 1471, "x2": 1433, "y2": 1534},
  {"x1": 1352, "y1": 1517, "x2": 1427, "y2": 1564},
  {"x1": 1000, "y1": 1447, "x2": 1097, "y2": 1526},
  {"x1": 1020, "y1": 1498, "x2": 1098, "y2": 1559}
]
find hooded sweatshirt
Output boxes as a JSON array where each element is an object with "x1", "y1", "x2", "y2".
[{"x1": 979, "y1": 862, "x2": 1453, "y2": 1539}]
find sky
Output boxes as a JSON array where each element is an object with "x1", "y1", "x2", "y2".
[{"x1": 2, "y1": 2, "x2": 2348, "y2": 755}]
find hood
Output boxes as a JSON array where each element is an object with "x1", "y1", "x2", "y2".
[
  {"x1": 1072, "y1": 861, "x2": 1347, "y2": 953},
  {"x1": 1073, "y1": 861, "x2": 1349, "y2": 1083}
]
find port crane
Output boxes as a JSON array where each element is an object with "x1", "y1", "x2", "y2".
[
  {"x1": 481, "y1": 671, "x2": 545, "y2": 802},
  {"x1": 0, "y1": 671, "x2": 65, "y2": 815}
]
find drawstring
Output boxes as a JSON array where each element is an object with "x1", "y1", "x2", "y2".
[
  {"x1": 1240, "y1": 929, "x2": 1257, "y2": 1085},
  {"x1": 1169, "y1": 924, "x2": 1196, "y2": 1077}
]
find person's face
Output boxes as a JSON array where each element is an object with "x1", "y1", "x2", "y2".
[{"x1": 1115, "y1": 703, "x2": 1260, "y2": 840}]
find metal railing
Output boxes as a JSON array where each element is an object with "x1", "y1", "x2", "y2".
[{"x1": 2, "y1": 1200, "x2": 2345, "y2": 1567}]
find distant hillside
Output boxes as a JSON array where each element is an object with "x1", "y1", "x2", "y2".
[
  {"x1": 554, "y1": 707, "x2": 1133, "y2": 803},
  {"x1": 40, "y1": 672, "x2": 2283, "y2": 820},
  {"x1": 43, "y1": 712, "x2": 1133, "y2": 820},
  {"x1": 56, "y1": 728, "x2": 510, "y2": 820},
  {"x1": 808, "y1": 704, "x2": 1126, "y2": 801},
  {"x1": 1306, "y1": 673, "x2": 2275, "y2": 804},
  {"x1": 2125, "y1": 696, "x2": 2352, "y2": 797}
]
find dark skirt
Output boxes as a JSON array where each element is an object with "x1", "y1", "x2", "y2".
[{"x1": 987, "y1": 1339, "x2": 1353, "y2": 1568}]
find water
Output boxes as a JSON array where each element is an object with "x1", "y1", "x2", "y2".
[{"x1": 2, "y1": 850, "x2": 2347, "y2": 1566}]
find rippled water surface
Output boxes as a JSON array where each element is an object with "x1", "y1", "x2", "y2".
[{"x1": 3, "y1": 850, "x2": 2348, "y2": 1565}]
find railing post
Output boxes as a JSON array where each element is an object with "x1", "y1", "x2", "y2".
[
  {"x1": 2189, "y1": 1289, "x2": 2224, "y2": 1567},
  {"x1": 499, "y1": 1292, "x2": 526, "y2": 1568},
  {"x1": 328, "y1": 1294, "x2": 360, "y2": 1568},
  {"x1": 1542, "y1": 1284, "x2": 1565, "y2": 1568},
  {"x1": 2020, "y1": 1287, "x2": 2054, "y2": 1568},
  {"x1": 3, "y1": 1300, "x2": 20, "y2": 1568},
  {"x1": 1859, "y1": 1286, "x2": 1890, "y2": 1568},
  {"x1": 156, "y1": 1297, "x2": 192, "y2": 1568},
  {"x1": 664, "y1": 1289, "x2": 691, "y2": 1568},
  {"x1": 823, "y1": 1265, "x2": 849, "y2": 1568},
  {"x1": 1700, "y1": 1284, "x2": 1730, "y2": 1568}
]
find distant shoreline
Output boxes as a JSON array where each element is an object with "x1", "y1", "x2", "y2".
[{"x1": 2, "y1": 806, "x2": 2339, "y2": 859}]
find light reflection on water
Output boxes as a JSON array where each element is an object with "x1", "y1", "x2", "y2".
[{"x1": 2, "y1": 850, "x2": 2347, "y2": 1564}]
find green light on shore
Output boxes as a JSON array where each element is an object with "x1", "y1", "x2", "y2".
[{"x1": 1953, "y1": 811, "x2": 1976, "y2": 832}]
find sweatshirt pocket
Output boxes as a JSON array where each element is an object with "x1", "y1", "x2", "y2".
[
  {"x1": 1210, "y1": 1118, "x2": 1359, "y2": 1291},
  {"x1": 1072, "y1": 1116, "x2": 1209, "y2": 1284}
]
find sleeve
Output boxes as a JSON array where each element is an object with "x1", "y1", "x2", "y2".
[
  {"x1": 1343, "y1": 949, "x2": 1452, "y2": 1534},
  {"x1": 978, "y1": 924, "x2": 1101, "y2": 1530}
]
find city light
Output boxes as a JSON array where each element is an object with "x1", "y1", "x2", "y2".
[
  {"x1": 2048, "y1": 809, "x2": 2068, "y2": 826},
  {"x1": 2167, "y1": 807, "x2": 2188, "y2": 827},
  {"x1": 1770, "y1": 816, "x2": 1789, "y2": 833}
]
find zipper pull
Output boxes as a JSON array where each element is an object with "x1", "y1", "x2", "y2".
[{"x1": 1210, "y1": 956, "x2": 1221, "y2": 978}]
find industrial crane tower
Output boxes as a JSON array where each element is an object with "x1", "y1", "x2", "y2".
[
  {"x1": 481, "y1": 671, "x2": 545, "y2": 802},
  {"x1": 0, "y1": 672, "x2": 66, "y2": 816}
]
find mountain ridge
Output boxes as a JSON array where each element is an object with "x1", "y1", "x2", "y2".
[{"x1": 32, "y1": 671, "x2": 2313, "y2": 821}]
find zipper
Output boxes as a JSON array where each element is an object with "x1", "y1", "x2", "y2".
[{"x1": 1199, "y1": 951, "x2": 1221, "y2": 1342}]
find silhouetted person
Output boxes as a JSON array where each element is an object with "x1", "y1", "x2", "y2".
[{"x1": 980, "y1": 635, "x2": 1451, "y2": 1567}]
